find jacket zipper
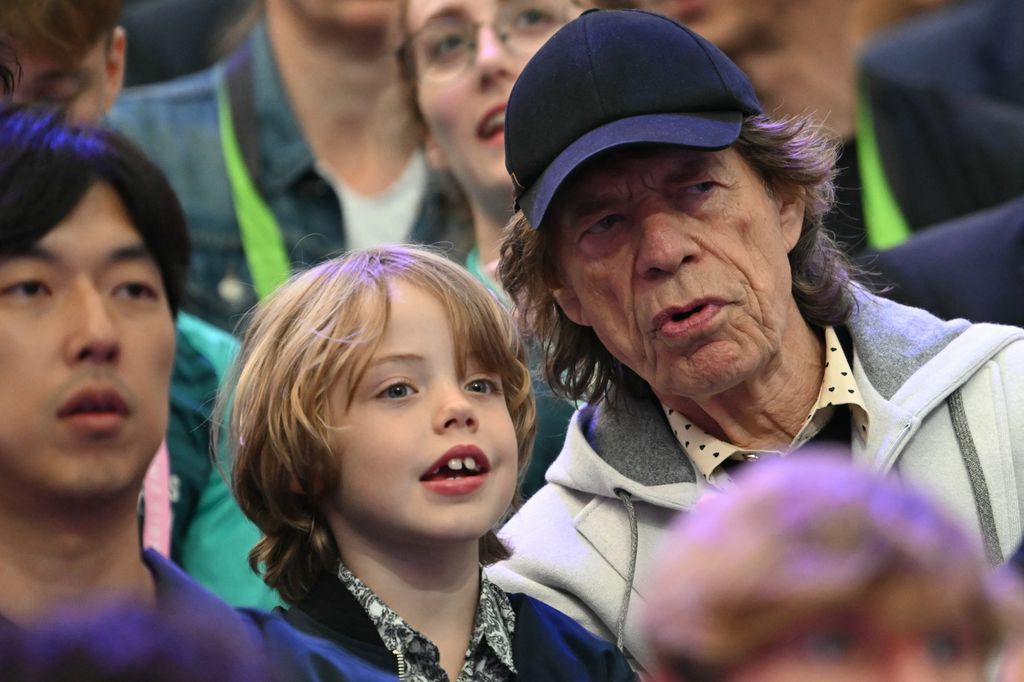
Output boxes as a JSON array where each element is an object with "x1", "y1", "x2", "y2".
[{"x1": 393, "y1": 648, "x2": 408, "y2": 680}]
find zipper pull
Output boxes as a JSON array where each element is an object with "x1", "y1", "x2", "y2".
[{"x1": 392, "y1": 649, "x2": 407, "y2": 679}]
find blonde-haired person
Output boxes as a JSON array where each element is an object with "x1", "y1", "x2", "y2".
[
  {"x1": 227, "y1": 245, "x2": 634, "y2": 681},
  {"x1": 643, "y1": 453, "x2": 1009, "y2": 682}
]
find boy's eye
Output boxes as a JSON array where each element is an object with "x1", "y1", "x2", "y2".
[
  {"x1": 466, "y1": 378, "x2": 499, "y2": 394},
  {"x1": 380, "y1": 383, "x2": 414, "y2": 400}
]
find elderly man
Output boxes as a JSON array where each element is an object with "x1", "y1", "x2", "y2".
[{"x1": 488, "y1": 9, "x2": 1024, "y2": 667}]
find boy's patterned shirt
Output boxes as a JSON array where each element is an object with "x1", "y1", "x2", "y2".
[{"x1": 337, "y1": 562, "x2": 516, "y2": 681}]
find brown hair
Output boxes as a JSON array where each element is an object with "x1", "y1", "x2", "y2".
[
  {"x1": 642, "y1": 454, "x2": 1004, "y2": 680},
  {"x1": 226, "y1": 245, "x2": 536, "y2": 604},
  {"x1": 499, "y1": 113, "x2": 854, "y2": 405},
  {"x1": 0, "y1": 0, "x2": 121, "y2": 63}
]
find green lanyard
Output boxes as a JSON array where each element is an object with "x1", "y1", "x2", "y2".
[
  {"x1": 216, "y1": 80, "x2": 291, "y2": 299},
  {"x1": 856, "y1": 80, "x2": 911, "y2": 250}
]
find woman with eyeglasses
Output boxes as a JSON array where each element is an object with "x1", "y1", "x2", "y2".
[{"x1": 396, "y1": 0, "x2": 590, "y2": 501}]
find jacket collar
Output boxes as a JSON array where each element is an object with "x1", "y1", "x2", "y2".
[{"x1": 292, "y1": 570, "x2": 384, "y2": 649}]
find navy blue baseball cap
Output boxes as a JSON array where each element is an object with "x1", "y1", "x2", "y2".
[{"x1": 505, "y1": 9, "x2": 762, "y2": 229}]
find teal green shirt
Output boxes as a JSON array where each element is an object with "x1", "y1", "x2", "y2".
[{"x1": 167, "y1": 312, "x2": 279, "y2": 609}]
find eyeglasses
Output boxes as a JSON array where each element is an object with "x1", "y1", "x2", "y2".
[{"x1": 400, "y1": 0, "x2": 576, "y2": 84}]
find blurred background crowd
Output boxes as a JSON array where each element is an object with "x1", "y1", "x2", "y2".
[{"x1": 1, "y1": 0, "x2": 1023, "y2": 679}]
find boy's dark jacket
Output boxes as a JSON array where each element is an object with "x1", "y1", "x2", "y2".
[
  {"x1": 283, "y1": 572, "x2": 638, "y2": 681},
  {"x1": 145, "y1": 551, "x2": 395, "y2": 681}
]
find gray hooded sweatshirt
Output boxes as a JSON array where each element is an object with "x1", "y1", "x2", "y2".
[{"x1": 488, "y1": 293, "x2": 1024, "y2": 668}]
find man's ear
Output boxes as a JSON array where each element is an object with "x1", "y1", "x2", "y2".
[
  {"x1": 101, "y1": 26, "x2": 126, "y2": 114},
  {"x1": 776, "y1": 185, "x2": 806, "y2": 252},
  {"x1": 552, "y1": 284, "x2": 588, "y2": 327}
]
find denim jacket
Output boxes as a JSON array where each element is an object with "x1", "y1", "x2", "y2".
[{"x1": 109, "y1": 21, "x2": 472, "y2": 332}]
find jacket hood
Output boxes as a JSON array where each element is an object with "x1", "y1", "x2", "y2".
[{"x1": 545, "y1": 397, "x2": 701, "y2": 508}]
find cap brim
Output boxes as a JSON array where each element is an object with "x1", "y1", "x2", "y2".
[{"x1": 518, "y1": 111, "x2": 744, "y2": 229}]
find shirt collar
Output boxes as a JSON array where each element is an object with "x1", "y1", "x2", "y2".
[
  {"x1": 475, "y1": 573, "x2": 517, "y2": 673},
  {"x1": 336, "y1": 561, "x2": 517, "y2": 677},
  {"x1": 662, "y1": 326, "x2": 871, "y2": 484}
]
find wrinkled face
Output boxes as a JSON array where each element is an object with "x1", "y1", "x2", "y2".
[
  {"x1": 0, "y1": 182, "x2": 176, "y2": 513},
  {"x1": 405, "y1": 0, "x2": 576, "y2": 211},
  {"x1": 549, "y1": 146, "x2": 805, "y2": 403},
  {"x1": 323, "y1": 281, "x2": 519, "y2": 558},
  {"x1": 725, "y1": 612, "x2": 986, "y2": 682},
  {"x1": 10, "y1": 29, "x2": 126, "y2": 124}
]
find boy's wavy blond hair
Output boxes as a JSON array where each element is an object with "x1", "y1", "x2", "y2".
[{"x1": 225, "y1": 245, "x2": 536, "y2": 604}]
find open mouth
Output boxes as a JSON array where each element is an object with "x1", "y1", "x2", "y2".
[
  {"x1": 420, "y1": 448, "x2": 491, "y2": 482},
  {"x1": 656, "y1": 303, "x2": 706, "y2": 330},
  {"x1": 670, "y1": 304, "x2": 705, "y2": 324},
  {"x1": 476, "y1": 106, "x2": 506, "y2": 141},
  {"x1": 653, "y1": 300, "x2": 723, "y2": 335}
]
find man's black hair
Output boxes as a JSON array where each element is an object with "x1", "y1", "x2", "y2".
[{"x1": 0, "y1": 104, "x2": 189, "y2": 315}]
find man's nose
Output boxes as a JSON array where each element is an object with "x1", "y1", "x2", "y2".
[
  {"x1": 634, "y1": 209, "x2": 701, "y2": 279},
  {"x1": 64, "y1": 284, "x2": 120, "y2": 365}
]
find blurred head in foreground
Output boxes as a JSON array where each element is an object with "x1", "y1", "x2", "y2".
[
  {"x1": 0, "y1": 601, "x2": 269, "y2": 682},
  {"x1": 643, "y1": 454, "x2": 1004, "y2": 681}
]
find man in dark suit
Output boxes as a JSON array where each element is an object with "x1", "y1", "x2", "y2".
[
  {"x1": 866, "y1": 195, "x2": 1024, "y2": 327},
  {"x1": 860, "y1": 0, "x2": 1024, "y2": 231}
]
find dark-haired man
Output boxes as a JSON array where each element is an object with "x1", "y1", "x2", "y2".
[
  {"x1": 1, "y1": 0, "x2": 275, "y2": 609},
  {"x1": 0, "y1": 105, "x2": 392, "y2": 681},
  {"x1": 0, "y1": 107, "x2": 186, "y2": 627}
]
